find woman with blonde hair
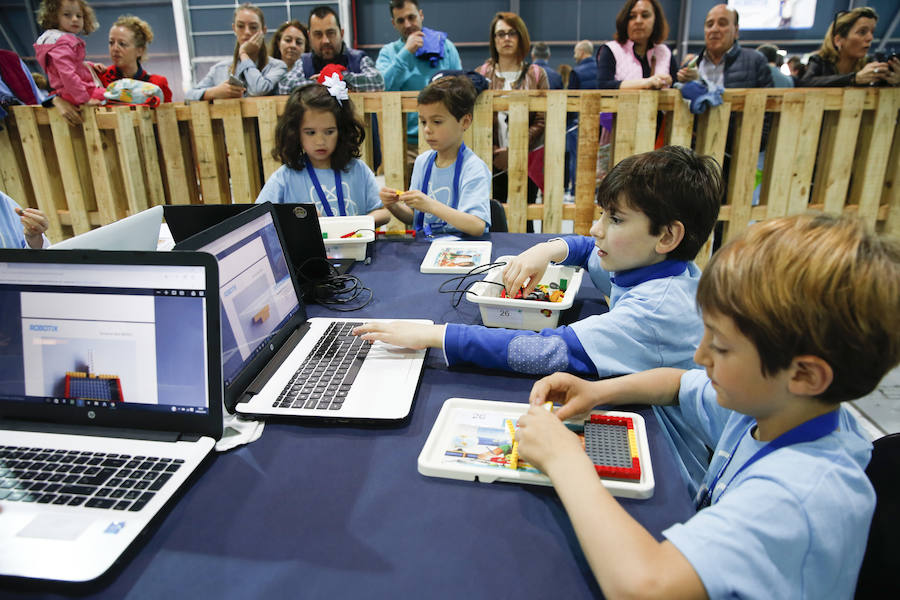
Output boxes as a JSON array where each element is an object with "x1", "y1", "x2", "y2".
[
  {"x1": 95, "y1": 15, "x2": 172, "y2": 102},
  {"x1": 186, "y1": 3, "x2": 286, "y2": 100}
]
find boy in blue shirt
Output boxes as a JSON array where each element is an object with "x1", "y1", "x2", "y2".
[
  {"x1": 358, "y1": 146, "x2": 721, "y2": 492},
  {"x1": 518, "y1": 213, "x2": 899, "y2": 599},
  {"x1": 379, "y1": 75, "x2": 491, "y2": 237}
]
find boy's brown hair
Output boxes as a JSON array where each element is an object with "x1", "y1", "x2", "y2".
[
  {"x1": 37, "y1": 0, "x2": 99, "y2": 35},
  {"x1": 417, "y1": 76, "x2": 476, "y2": 121},
  {"x1": 697, "y1": 213, "x2": 900, "y2": 403}
]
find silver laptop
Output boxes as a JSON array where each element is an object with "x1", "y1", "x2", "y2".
[
  {"x1": 51, "y1": 205, "x2": 164, "y2": 251},
  {"x1": 174, "y1": 202, "x2": 428, "y2": 421},
  {"x1": 0, "y1": 248, "x2": 223, "y2": 582}
]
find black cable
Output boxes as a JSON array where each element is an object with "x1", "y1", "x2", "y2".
[
  {"x1": 293, "y1": 256, "x2": 373, "y2": 311},
  {"x1": 437, "y1": 261, "x2": 509, "y2": 308}
]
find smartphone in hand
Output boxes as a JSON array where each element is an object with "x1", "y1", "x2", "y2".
[{"x1": 228, "y1": 75, "x2": 245, "y2": 87}]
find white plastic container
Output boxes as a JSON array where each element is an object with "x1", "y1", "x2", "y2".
[
  {"x1": 318, "y1": 215, "x2": 375, "y2": 261},
  {"x1": 466, "y1": 255, "x2": 584, "y2": 330}
]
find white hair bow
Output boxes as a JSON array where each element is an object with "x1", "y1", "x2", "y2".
[{"x1": 322, "y1": 73, "x2": 349, "y2": 105}]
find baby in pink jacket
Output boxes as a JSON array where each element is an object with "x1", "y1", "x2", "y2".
[{"x1": 34, "y1": 0, "x2": 105, "y2": 106}]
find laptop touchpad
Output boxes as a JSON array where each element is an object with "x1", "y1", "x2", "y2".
[{"x1": 17, "y1": 514, "x2": 94, "y2": 541}]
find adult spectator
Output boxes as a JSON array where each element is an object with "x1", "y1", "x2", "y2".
[
  {"x1": 376, "y1": 0, "x2": 461, "y2": 158},
  {"x1": 597, "y1": 0, "x2": 674, "y2": 90},
  {"x1": 786, "y1": 55, "x2": 804, "y2": 85},
  {"x1": 278, "y1": 6, "x2": 383, "y2": 94},
  {"x1": 677, "y1": 4, "x2": 772, "y2": 89},
  {"x1": 801, "y1": 7, "x2": 899, "y2": 87},
  {"x1": 95, "y1": 15, "x2": 172, "y2": 102},
  {"x1": 531, "y1": 42, "x2": 563, "y2": 89},
  {"x1": 756, "y1": 44, "x2": 793, "y2": 87},
  {"x1": 186, "y1": 3, "x2": 286, "y2": 100},
  {"x1": 570, "y1": 40, "x2": 599, "y2": 89},
  {"x1": 474, "y1": 12, "x2": 547, "y2": 229},
  {"x1": 270, "y1": 19, "x2": 308, "y2": 73}
]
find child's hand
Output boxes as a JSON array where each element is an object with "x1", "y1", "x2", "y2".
[
  {"x1": 52, "y1": 96, "x2": 82, "y2": 126},
  {"x1": 379, "y1": 187, "x2": 402, "y2": 206},
  {"x1": 352, "y1": 321, "x2": 445, "y2": 350},
  {"x1": 16, "y1": 207, "x2": 48, "y2": 248},
  {"x1": 85, "y1": 98, "x2": 103, "y2": 106},
  {"x1": 516, "y1": 404, "x2": 585, "y2": 475},
  {"x1": 529, "y1": 372, "x2": 603, "y2": 421},
  {"x1": 399, "y1": 190, "x2": 435, "y2": 213},
  {"x1": 503, "y1": 245, "x2": 554, "y2": 296}
]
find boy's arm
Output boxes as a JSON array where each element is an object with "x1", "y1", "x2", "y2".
[
  {"x1": 368, "y1": 208, "x2": 391, "y2": 227},
  {"x1": 400, "y1": 190, "x2": 485, "y2": 236},
  {"x1": 517, "y1": 405, "x2": 707, "y2": 600},
  {"x1": 380, "y1": 188, "x2": 414, "y2": 223},
  {"x1": 502, "y1": 238, "x2": 569, "y2": 295}
]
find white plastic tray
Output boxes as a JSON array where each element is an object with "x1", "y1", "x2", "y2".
[
  {"x1": 319, "y1": 215, "x2": 375, "y2": 261},
  {"x1": 465, "y1": 255, "x2": 584, "y2": 330},
  {"x1": 420, "y1": 240, "x2": 493, "y2": 274},
  {"x1": 418, "y1": 398, "x2": 654, "y2": 499}
]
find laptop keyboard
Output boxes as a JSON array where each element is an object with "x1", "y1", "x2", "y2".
[
  {"x1": 0, "y1": 446, "x2": 183, "y2": 512},
  {"x1": 275, "y1": 321, "x2": 368, "y2": 410}
]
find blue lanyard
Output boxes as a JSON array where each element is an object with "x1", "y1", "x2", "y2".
[
  {"x1": 415, "y1": 143, "x2": 466, "y2": 236},
  {"x1": 305, "y1": 158, "x2": 346, "y2": 217},
  {"x1": 695, "y1": 410, "x2": 840, "y2": 510}
]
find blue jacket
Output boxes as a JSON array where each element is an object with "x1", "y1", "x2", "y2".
[
  {"x1": 533, "y1": 59, "x2": 563, "y2": 89},
  {"x1": 569, "y1": 57, "x2": 599, "y2": 90},
  {"x1": 699, "y1": 41, "x2": 773, "y2": 88}
]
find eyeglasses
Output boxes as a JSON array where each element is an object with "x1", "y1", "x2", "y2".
[{"x1": 494, "y1": 30, "x2": 519, "y2": 40}]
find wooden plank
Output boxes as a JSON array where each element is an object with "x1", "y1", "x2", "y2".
[
  {"x1": 723, "y1": 91, "x2": 767, "y2": 242},
  {"x1": 762, "y1": 92, "x2": 803, "y2": 219},
  {"x1": 155, "y1": 103, "x2": 192, "y2": 205},
  {"x1": 245, "y1": 116, "x2": 262, "y2": 196},
  {"x1": 211, "y1": 120, "x2": 232, "y2": 202},
  {"x1": 0, "y1": 120, "x2": 30, "y2": 205},
  {"x1": 472, "y1": 92, "x2": 494, "y2": 193},
  {"x1": 135, "y1": 106, "x2": 166, "y2": 207},
  {"x1": 813, "y1": 88, "x2": 864, "y2": 214},
  {"x1": 849, "y1": 89, "x2": 899, "y2": 228},
  {"x1": 354, "y1": 104, "x2": 373, "y2": 170},
  {"x1": 47, "y1": 108, "x2": 91, "y2": 234},
  {"x1": 574, "y1": 93, "x2": 602, "y2": 235},
  {"x1": 542, "y1": 92, "x2": 567, "y2": 234},
  {"x1": 82, "y1": 108, "x2": 121, "y2": 224},
  {"x1": 257, "y1": 98, "x2": 281, "y2": 181},
  {"x1": 381, "y1": 93, "x2": 406, "y2": 192},
  {"x1": 190, "y1": 101, "x2": 225, "y2": 204},
  {"x1": 221, "y1": 100, "x2": 253, "y2": 203},
  {"x1": 114, "y1": 107, "x2": 149, "y2": 215},
  {"x1": 633, "y1": 90, "x2": 659, "y2": 153},
  {"x1": 785, "y1": 91, "x2": 825, "y2": 214},
  {"x1": 882, "y1": 114, "x2": 900, "y2": 236},
  {"x1": 695, "y1": 101, "x2": 731, "y2": 170},
  {"x1": 613, "y1": 93, "x2": 638, "y2": 166},
  {"x1": 668, "y1": 93, "x2": 694, "y2": 148},
  {"x1": 506, "y1": 95, "x2": 529, "y2": 232},
  {"x1": 11, "y1": 106, "x2": 63, "y2": 240}
]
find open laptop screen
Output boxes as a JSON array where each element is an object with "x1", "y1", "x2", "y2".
[
  {"x1": 188, "y1": 210, "x2": 301, "y2": 387},
  {"x1": 0, "y1": 261, "x2": 211, "y2": 416}
]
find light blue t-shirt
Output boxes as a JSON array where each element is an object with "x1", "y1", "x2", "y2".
[
  {"x1": 256, "y1": 159, "x2": 382, "y2": 217},
  {"x1": 663, "y1": 369, "x2": 875, "y2": 599},
  {"x1": 409, "y1": 147, "x2": 491, "y2": 235},
  {"x1": 0, "y1": 192, "x2": 49, "y2": 249}
]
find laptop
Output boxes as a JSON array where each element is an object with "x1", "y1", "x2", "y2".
[
  {"x1": 163, "y1": 203, "x2": 355, "y2": 279},
  {"x1": 0, "y1": 248, "x2": 223, "y2": 582},
  {"x1": 51, "y1": 205, "x2": 164, "y2": 251},
  {"x1": 174, "y1": 202, "x2": 428, "y2": 421}
]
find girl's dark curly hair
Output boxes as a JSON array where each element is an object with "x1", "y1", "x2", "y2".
[{"x1": 272, "y1": 83, "x2": 365, "y2": 172}]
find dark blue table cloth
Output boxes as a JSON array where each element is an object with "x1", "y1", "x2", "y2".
[{"x1": 6, "y1": 233, "x2": 695, "y2": 598}]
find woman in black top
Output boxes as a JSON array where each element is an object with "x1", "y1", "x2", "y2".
[{"x1": 801, "y1": 7, "x2": 899, "y2": 87}]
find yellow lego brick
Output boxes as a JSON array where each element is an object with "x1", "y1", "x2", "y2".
[{"x1": 628, "y1": 429, "x2": 639, "y2": 458}]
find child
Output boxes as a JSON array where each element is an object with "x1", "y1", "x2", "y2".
[
  {"x1": 34, "y1": 0, "x2": 106, "y2": 107},
  {"x1": 379, "y1": 76, "x2": 491, "y2": 237},
  {"x1": 255, "y1": 82, "x2": 390, "y2": 226},
  {"x1": 1, "y1": 191, "x2": 50, "y2": 248},
  {"x1": 518, "y1": 213, "x2": 900, "y2": 598},
  {"x1": 356, "y1": 146, "x2": 721, "y2": 492}
]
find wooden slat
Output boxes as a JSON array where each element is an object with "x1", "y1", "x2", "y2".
[
  {"x1": 612, "y1": 93, "x2": 638, "y2": 166},
  {"x1": 47, "y1": 108, "x2": 91, "y2": 234},
  {"x1": 668, "y1": 93, "x2": 694, "y2": 148},
  {"x1": 257, "y1": 98, "x2": 281, "y2": 180},
  {"x1": 244, "y1": 115, "x2": 262, "y2": 196},
  {"x1": 762, "y1": 92, "x2": 804, "y2": 219},
  {"x1": 155, "y1": 103, "x2": 192, "y2": 205},
  {"x1": 573, "y1": 94, "x2": 602, "y2": 235},
  {"x1": 883, "y1": 114, "x2": 900, "y2": 237},
  {"x1": 381, "y1": 93, "x2": 406, "y2": 192},
  {"x1": 81, "y1": 108, "x2": 120, "y2": 224},
  {"x1": 849, "y1": 89, "x2": 899, "y2": 228},
  {"x1": 633, "y1": 91, "x2": 659, "y2": 153},
  {"x1": 506, "y1": 95, "x2": 529, "y2": 232},
  {"x1": 812, "y1": 88, "x2": 865, "y2": 214},
  {"x1": 135, "y1": 106, "x2": 166, "y2": 207},
  {"x1": 0, "y1": 121, "x2": 30, "y2": 205},
  {"x1": 114, "y1": 107, "x2": 148, "y2": 215},
  {"x1": 355, "y1": 105, "x2": 373, "y2": 170},
  {"x1": 221, "y1": 100, "x2": 253, "y2": 203},
  {"x1": 542, "y1": 92, "x2": 567, "y2": 234},
  {"x1": 190, "y1": 101, "x2": 225, "y2": 204},
  {"x1": 695, "y1": 101, "x2": 731, "y2": 170},
  {"x1": 785, "y1": 91, "x2": 825, "y2": 214},
  {"x1": 11, "y1": 106, "x2": 63, "y2": 240},
  {"x1": 472, "y1": 92, "x2": 494, "y2": 189},
  {"x1": 723, "y1": 91, "x2": 767, "y2": 242}
]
